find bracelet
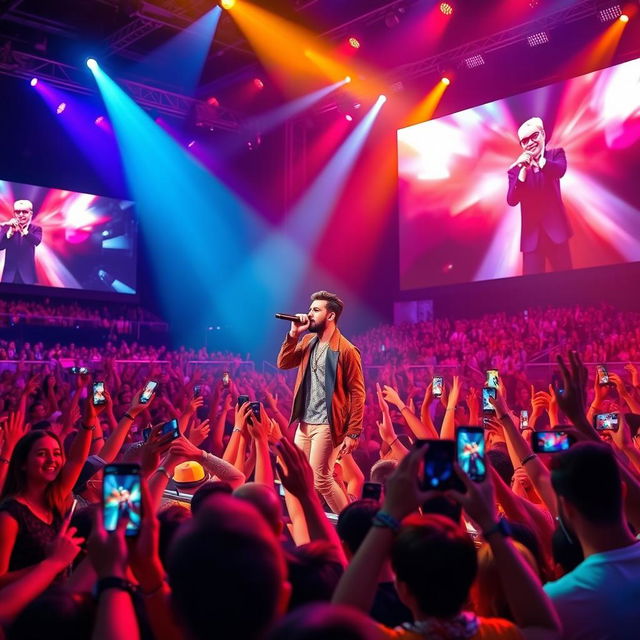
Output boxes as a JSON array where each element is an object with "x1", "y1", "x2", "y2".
[
  {"x1": 372, "y1": 511, "x2": 401, "y2": 534},
  {"x1": 232, "y1": 427, "x2": 242, "y2": 433},
  {"x1": 155, "y1": 466, "x2": 172, "y2": 480},
  {"x1": 399, "y1": 405, "x2": 409, "y2": 412},
  {"x1": 0, "y1": 456, "x2": 9, "y2": 465},
  {"x1": 124, "y1": 412, "x2": 135, "y2": 421},
  {"x1": 94, "y1": 576, "x2": 135, "y2": 599},
  {"x1": 82, "y1": 423, "x2": 96, "y2": 431},
  {"x1": 92, "y1": 436, "x2": 104, "y2": 443},
  {"x1": 388, "y1": 436, "x2": 399, "y2": 448},
  {"x1": 521, "y1": 453, "x2": 537, "y2": 466}
]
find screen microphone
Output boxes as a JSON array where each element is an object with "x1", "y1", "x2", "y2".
[{"x1": 275, "y1": 313, "x2": 301, "y2": 322}]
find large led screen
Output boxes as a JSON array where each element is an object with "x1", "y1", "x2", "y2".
[
  {"x1": 0, "y1": 180, "x2": 137, "y2": 294},
  {"x1": 398, "y1": 57, "x2": 640, "y2": 289}
]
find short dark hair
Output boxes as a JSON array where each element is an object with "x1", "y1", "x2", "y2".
[
  {"x1": 336, "y1": 500, "x2": 378, "y2": 555},
  {"x1": 190, "y1": 481, "x2": 232, "y2": 515},
  {"x1": 310, "y1": 291, "x2": 344, "y2": 323},
  {"x1": 391, "y1": 514, "x2": 477, "y2": 618},
  {"x1": 551, "y1": 442, "x2": 622, "y2": 525}
]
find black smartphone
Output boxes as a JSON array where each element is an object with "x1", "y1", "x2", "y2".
[
  {"x1": 417, "y1": 439, "x2": 465, "y2": 492},
  {"x1": 142, "y1": 426, "x2": 152, "y2": 442},
  {"x1": 596, "y1": 365, "x2": 609, "y2": 386},
  {"x1": 520, "y1": 410, "x2": 529, "y2": 429},
  {"x1": 193, "y1": 385, "x2": 201, "y2": 398},
  {"x1": 362, "y1": 481, "x2": 382, "y2": 501},
  {"x1": 237, "y1": 394, "x2": 250, "y2": 408},
  {"x1": 249, "y1": 401, "x2": 261, "y2": 420},
  {"x1": 482, "y1": 387, "x2": 496, "y2": 412},
  {"x1": 222, "y1": 372, "x2": 230, "y2": 387},
  {"x1": 456, "y1": 426, "x2": 486, "y2": 482},
  {"x1": 70, "y1": 366, "x2": 89, "y2": 375},
  {"x1": 486, "y1": 369, "x2": 499, "y2": 389},
  {"x1": 160, "y1": 418, "x2": 180, "y2": 440},
  {"x1": 594, "y1": 412, "x2": 619, "y2": 432},
  {"x1": 532, "y1": 431, "x2": 571, "y2": 453},
  {"x1": 432, "y1": 376, "x2": 443, "y2": 398},
  {"x1": 102, "y1": 463, "x2": 142, "y2": 536},
  {"x1": 140, "y1": 380, "x2": 157, "y2": 404},
  {"x1": 92, "y1": 381, "x2": 106, "y2": 406}
]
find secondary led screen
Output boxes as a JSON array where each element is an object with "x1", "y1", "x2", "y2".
[
  {"x1": 0, "y1": 180, "x2": 137, "y2": 294},
  {"x1": 398, "y1": 57, "x2": 640, "y2": 289}
]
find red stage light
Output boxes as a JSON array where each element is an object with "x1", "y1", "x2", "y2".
[
  {"x1": 348, "y1": 37, "x2": 361, "y2": 49},
  {"x1": 440, "y1": 2, "x2": 453, "y2": 15},
  {"x1": 207, "y1": 96, "x2": 220, "y2": 106},
  {"x1": 253, "y1": 78, "x2": 264, "y2": 89}
]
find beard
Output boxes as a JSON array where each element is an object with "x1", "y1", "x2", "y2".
[{"x1": 308, "y1": 318, "x2": 326, "y2": 334}]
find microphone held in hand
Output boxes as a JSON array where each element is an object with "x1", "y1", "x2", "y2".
[{"x1": 275, "y1": 313, "x2": 304, "y2": 323}]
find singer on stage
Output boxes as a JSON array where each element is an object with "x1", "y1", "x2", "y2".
[
  {"x1": 507, "y1": 117, "x2": 572, "y2": 275},
  {"x1": 276, "y1": 290, "x2": 365, "y2": 514},
  {"x1": 0, "y1": 199, "x2": 42, "y2": 284}
]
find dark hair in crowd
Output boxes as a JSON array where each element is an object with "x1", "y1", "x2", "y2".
[
  {"x1": 310, "y1": 291, "x2": 344, "y2": 323},
  {"x1": 336, "y1": 499, "x2": 379, "y2": 555},
  {"x1": 391, "y1": 514, "x2": 477, "y2": 618},
  {"x1": 551, "y1": 442, "x2": 622, "y2": 525}
]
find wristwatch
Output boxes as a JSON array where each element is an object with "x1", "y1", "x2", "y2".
[
  {"x1": 345, "y1": 433, "x2": 360, "y2": 440},
  {"x1": 482, "y1": 516, "x2": 512, "y2": 539},
  {"x1": 94, "y1": 576, "x2": 135, "y2": 598}
]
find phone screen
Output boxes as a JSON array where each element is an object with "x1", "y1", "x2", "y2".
[
  {"x1": 594, "y1": 412, "x2": 619, "y2": 432},
  {"x1": 532, "y1": 431, "x2": 570, "y2": 453},
  {"x1": 142, "y1": 426, "x2": 152, "y2": 442},
  {"x1": 222, "y1": 372, "x2": 230, "y2": 387},
  {"x1": 71, "y1": 366, "x2": 89, "y2": 375},
  {"x1": 432, "y1": 376, "x2": 443, "y2": 398},
  {"x1": 418, "y1": 440, "x2": 464, "y2": 491},
  {"x1": 456, "y1": 427, "x2": 486, "y2": 482},
  {"x1": 596, "y1": 365, "x2": 609, "y2": 386},
  {"x1": 93, "y1": 381, "x2": 106, "y2": 406},
  {"x1": 160, "y1": 419, "x2": 180, "y2": 440},
  {"x1": 362, "y1": 482, "x2": 382, "y2": 501},
  {"x1": 193, "y1": 385, "x2": 201, "y2": 398},
  {"x1": 140, "y1": 381, "x2": 158, "y2": 404},
  {"x1": 249, "y1": 402, "x2": 261, "y2": 420},
  {"x1": 103, "y1": 464, "x2": 142, "y2": 536},
  {"x1": 482, "y1": 387, "x2": 496, "y2": 412},
  {"x1": 486, "y1": 370, "x2": 499, "y2": 389},
  {"x1": 237, "y1": 394, "x2": 250, "y2": 408},
  {"x1": 520, "y1": 410, "x2": 529, "y2": 429}
]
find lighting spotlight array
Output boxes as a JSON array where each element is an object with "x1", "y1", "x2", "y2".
[
  {"x1": 598, "y1": 4, "x2": 622, "y2": 22},
  {"x1": 439, "y1": 2, "x2": 454, "y2": 15},
  {"x1": 527, "y1": 31, "x2": 549, "y2": 47},
  {"x1": 464, "y1": 54, "x2": 485, "y2": 69}
]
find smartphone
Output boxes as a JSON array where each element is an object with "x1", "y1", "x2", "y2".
[
  {"x1": 142, "y1": 426, "x2": 152, "y2": 442},
  {"x1": 70, "y1": 366, "x2": 89, "y2": 375},
  {"x1": 193, "y1": 385, "x2": 201, "y2": 398},
  {"x1": 520, "y1": 410, "x2": 529, "y2": 429},
  {"x1": 237, "y1": 394, "x2": 250, "y2": 408},
  {"x1": 362, "y1": 481, "x2": 383, "y2": 501},
  {"x1": 103, "y1": 464, "x2": 142, "y2": 536},
  {"x1": 596, "y1": 365, "x2": 609, "y2": 386},
  {"x1": 594, "y1": 412, "x2": 619, "y2": 432},
  {"x1": 92, "y1": 381, "x2": 106, "y2": 406},
  {"x1": 222, "y1": 372, "x2": 230, "y2": 387},
  {"x1": 482, "y1": 387, "x2": 496, "y2": 412},
  {"x1": 532, "y1": 431, "x2": 571, "y2": 453},
  {"x1": 486, "y1": 369, "x2": 499, "y2": 389},
  {"x1": 249, "y1": 401, "x2": 261, "y2": 420},
  {"x1": 456, "y1": 427, "x2": 486, "y2": 482},
  {"x1": 140, "y1": 380, "x2": 157, "y2": 404},
  {"x1": 160, "y1": 418, "x2": 180, "y2": 440},
  {"x1": 432, "y1": 376, "x2": 443, "y2": 398},
  {"x1": 417, "y1": 440, "x2": 465, "y2": 492},
  {"x1": 67, "y1": 497, "x2": 79, "y2": 522}
]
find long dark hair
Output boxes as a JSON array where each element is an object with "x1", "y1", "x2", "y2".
[{"x1": 0, "y1": 430, "x2": 67, "y2": 517}]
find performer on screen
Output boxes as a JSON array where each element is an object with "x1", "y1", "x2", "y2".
[
  {"x1": 507, "y1": 117, "x2": 573, "y2": 275},
  {"x1": 277, "y1": 290, "x2": 365, "y2": 514},
  {"x1": 0, "y1": 199, "x2": 42, "y2": 284}
]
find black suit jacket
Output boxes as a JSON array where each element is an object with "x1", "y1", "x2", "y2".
[
  {"x1": 506, "y1": 147, "x2": 572, "y2": 252},
  {"x1": 0, "y1": 224, "x2": 42, "y2": 284}
]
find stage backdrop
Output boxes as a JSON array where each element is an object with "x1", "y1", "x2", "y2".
[
  {"x1": 0, "y1": 180, "x2": 137, "y2": 294},
  {"x1": 398, "y1": 57, "x2": 640, "y2": 290}
]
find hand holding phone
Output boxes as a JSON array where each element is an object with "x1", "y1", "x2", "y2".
[
  {"x1": 482, "y1": 387, "x2": 497, "y2": 412},
  {"x1": 596, "y1": 365, "x2": 609, "y2": 386},
  {"x1": 417, "y1": 440, "x2": 465, "y2": 492},
  {"x1": 139, "y1": 380, "x2": 157, "y2": 405},
  {"x1": 432, "y1": 376, "x2": 443, "y2": 398},
  {"x1": 102, "y1": 464, "x2": 142, "y2": 536},
  {"x1": 362, "y1": 482, "x2": 382, "y2": 501},
  {"x1": 486, "y1": 369, "x2": 499, "y2": 389},
  {"x1": 92, "y1": 381, "x2": 106, "y2": 406},
  {"x1": 594, "y1": 412, "x2": 619, "y2": 432},
  {"x1": 456, "y1": 427, "x2": 486, "y2": 482}
]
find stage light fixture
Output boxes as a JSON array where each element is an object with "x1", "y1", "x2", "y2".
[
  {"x1": 95, "y1": 115, "x2": 105, "y2": 125},
  {"x1": 464, "y1": 54, "x2": 485, "y2": 69},
  {"x1": 30, "y1": 77, "x2": 38, "y2": 86},
  {"x1": 345, "y1": 75, "x2": 352, "y2": 83},
  {"x1": 619, "y1": 13, "x2": 629, "y2": 22},
  {"x1": 599, "y1": 4, "x2": 622, "y2": 21},
  {"x1": 86, "y1": 58, "x2": 98, "y2": 70},
  {"x1": 348, "y1": 37, "x2": 361, "y2": 49},
  {"x1": 187, "y1": 140, "x2": 195, "y2": 148},
  {"x1": 378, "y1": 94, "x2": 387, "y2": 103},
  {"x1": 220, "y1": 0, "x2": 236, "y2": 9},
  {"x1": 56, "y1": 102, "x2": 67, "y2": 114},
  {"x1": 206, "y1": 96, "x2": 219, "y2": 106},
  {"x1": 441, "y1": 76, "x2": 450, "y2": 85},
  {"x1": 253, "y1": 77, "x2": 264, "y2": 89},
  {"x1": 527, "y1": 31, "x2": 549, "y2": 46},
  {"x1": 440, "y1": 2, "x2": 454, "y2": 15},
  {"x1": 345, "y1": 114, "x2": 353, "y2": 122}
]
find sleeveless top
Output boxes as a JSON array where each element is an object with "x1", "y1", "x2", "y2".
[{"x1": 0, "y1": 498, "x2": 63, "y2": 571}]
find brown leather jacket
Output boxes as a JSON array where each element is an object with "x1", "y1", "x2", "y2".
[{"x1": 276, "y1": 327, "x2": 365, "y2": 447}]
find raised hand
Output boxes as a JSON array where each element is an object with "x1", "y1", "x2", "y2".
[
  {"x1": 382, "y1": 384, "x2": 404, "y2": 409},
  {"x1": 554, "y1": 352, "x2": 589, "y2": 425},
  {"x1": 275, "y1": 437, "x2": 314, "y2": 500},
  {"x1": 624, "y1": 363, "x2": 639, "y2": 388},
  {"x1": 0, "y1": 411, "x2": 28, "y2": 458},
  {"x1": 47, "y1": 519, "x2": 84, "y2": 573},
  {"x1": 447, "y1": 462, "x2": 499, "y2": 532},
  {"x1": 188, "y1": 419, "x2": 210, "y2": 447}
]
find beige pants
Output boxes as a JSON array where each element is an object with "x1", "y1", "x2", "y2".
[{"x1": 295, "y1": 422, "x2": 348, "y2": 514}]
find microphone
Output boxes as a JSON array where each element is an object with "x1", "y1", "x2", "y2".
[{"x1": 275, "y1": 313, "x2": 304, "y2": 323}]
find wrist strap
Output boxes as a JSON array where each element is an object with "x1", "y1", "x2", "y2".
[
  {"x1": 82, "y1": 423, "x2": 96, "y2": 431},
  {"x1": 156, "y1": 466, "x2": 172, "y2": 480},
  {"x1": 372, "y1": 511, "x2": 401, "y2": 534},
  {"x1": 521, "y1": 453, "x2": 537, "y2": 466},
  {"x1": 124, "y1": 412, "x2": 135, "y2": 421}
]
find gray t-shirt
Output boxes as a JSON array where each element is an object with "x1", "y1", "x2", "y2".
[{"x1": 302, "y1": 340, "x2": 329, "y2": 424}]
